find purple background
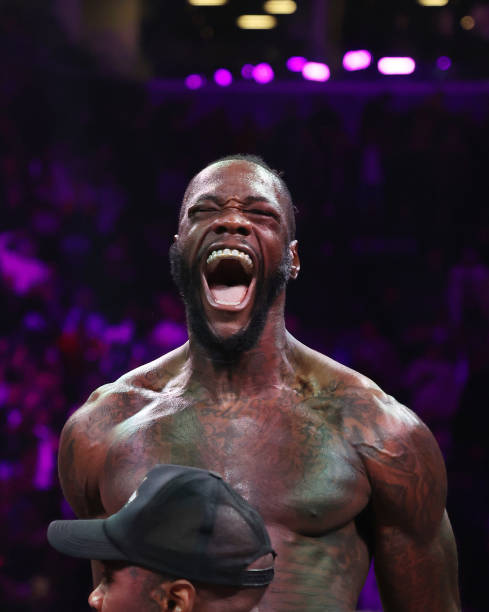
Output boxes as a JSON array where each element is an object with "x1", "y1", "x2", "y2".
[{"x1": 1, "y1": 5, "x2": 489, "y2": 611}]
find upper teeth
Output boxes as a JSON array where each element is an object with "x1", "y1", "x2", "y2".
[{"x1": 206, "y1": 248, "x2": 253, "y2": 270}]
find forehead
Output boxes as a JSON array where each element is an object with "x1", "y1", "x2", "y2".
[{"x1": 183, "y1": 161, "x2": 284, "y2": 209}]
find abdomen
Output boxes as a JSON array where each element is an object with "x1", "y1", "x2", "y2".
[{"x1": 260, "y1": 522, "x2": 371, "y2": 611}]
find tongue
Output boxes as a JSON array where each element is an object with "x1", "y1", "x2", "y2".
[{"x1": 211, "y1": 284, "x2": 248, "y2": 305}]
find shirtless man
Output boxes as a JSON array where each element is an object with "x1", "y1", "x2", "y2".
[{"x1": 59, "y1": 154, "x2": 460, "y2": 611}]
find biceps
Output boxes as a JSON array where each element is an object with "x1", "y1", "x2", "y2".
[{"x1": 374, "y1": 512, "x2": 460, "y2": 612}]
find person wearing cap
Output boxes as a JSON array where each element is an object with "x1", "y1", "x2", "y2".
[
  {"x1": 58, "y1": 156, "x2": 460, "y2": 610},
  {"x1": 48, "y1": 464, "x2": 275, "y2": 611}
]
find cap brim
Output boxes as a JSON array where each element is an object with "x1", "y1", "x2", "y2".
[{"x1": 47, "y1": 519, "x2": 127, "y2": 561}]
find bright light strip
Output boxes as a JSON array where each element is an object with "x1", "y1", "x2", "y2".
[
  {"x1": 286, "y1": 56, "x2": 307, "y2": 72},
  {"x1": 417, "y1": 0, "x2": 448, "y2": 6},
  {"x1": 252, "y1": 62, "x2": 274, "y2": 83},
  {"x1": 377, "y1": 56, "x2": 415, "y2": 75},
  {"x1": 214, "y1": 68, "x2": 232, "y2": 86},
  {"x1": 237, "y1": 14, "x2": 277, "y2": 29},
  {"x1": 264, "y1": 0, "x2": 297, "y2": 14},
  {"x1": 187, "y1": 0, "x2": 228, "y2": 6},
  {"x1": 343, "y1": 50, "x2": 372, "y2": 71},
  {"x1": 302, "y1": 62, "x2": 330, "y2": 82}
]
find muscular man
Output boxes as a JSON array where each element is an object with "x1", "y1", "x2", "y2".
[
  {"x1": 48, "y1": 464, "x2": 275, "y2": 611},
  {"x1": 59, "y1": 154, "x2": 460, "y2": 611}
]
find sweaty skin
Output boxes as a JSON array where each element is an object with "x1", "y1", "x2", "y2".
[{"x1": 58, "y1": 160, "x2": 460, "y2": 612}]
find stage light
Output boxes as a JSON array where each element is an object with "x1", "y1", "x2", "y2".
[
  {"x1": 187, "y1": 0, "x2": 228, "y2": 5},
  {"x1": 342, "y1": 50, "x2": 372, "y2": 71},
  {"x1": 264, "y1": 0, "x2": 297, "y2": 14},
  {"x1": 237, "y1": 14, "x2": 277, "y2": 29},
  {"x1": 302, "y1": 62, "x2": 330, "y2": 82},
  {"x1": 436, "y1": 56, "x2": 451, "y2": 70},
  {"x1": 185, "y1": 74, "x2": 205, "y2": 89},
  {"x1": 241, "y1": 64, "x2": 254, "y2": 79},
  {"x1": 214, "y1": 68, "x2": 232, "y2": 86},
  {"x1": 460, "y1": 15, "x2": 475, "y2": 30},
  {"x1": 377, "y1": 57, "x2": 416, "y2": 75},
  {"x1": 286, "y1": 56, "x2": 307, "y2": 72},
  {"x1": 417, "y1": 0, "x2": 448, "y2": 6},
  {"x1": 252, "y1": 63, "x2": 274, "y2": 83}
]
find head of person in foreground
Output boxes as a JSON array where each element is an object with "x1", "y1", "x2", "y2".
[{"x1": 48, "y1": 464, "x2": 276, "y2": 611}]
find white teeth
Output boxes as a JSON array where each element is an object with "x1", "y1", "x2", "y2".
[{"x1": 206, "y1": 249, "x2": 253, "y2": 270}]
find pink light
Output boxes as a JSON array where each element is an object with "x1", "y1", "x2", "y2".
[
  {"x1": 214, "y1": 68, "x2": 233, "y2": 86},
  {"x1": 377, "y1": 57, "x2": 415, "y2": 75},
  {"x1": 342, "y1": 50, "x2": 372, "y2": 71},
  {"x1": 286, "y1": 56, "x2": 307, "y2": 72},
  {"x1": 302, "y1": 61, "x2": 330, "y2": 82},
  {"x1": 252, "y1": 63, "x2": 274, "y2": 84},
  {"x1": 185, "y1": 74, "x2": 205, "y2": 90},
  {"x1": 436, "y1": 56, "x2": 451, "y2": 71},
  {"x1": 241, "y1": 64, "x2": 254, "y2": 79}
]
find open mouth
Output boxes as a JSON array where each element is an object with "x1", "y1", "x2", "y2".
[{"x1": 204, "y1": 248, "x2": 255, "y2": 308}]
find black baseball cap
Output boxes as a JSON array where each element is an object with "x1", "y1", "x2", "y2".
[{"x1": 47, "y1": 464, "x2": 275, "y2": 587}]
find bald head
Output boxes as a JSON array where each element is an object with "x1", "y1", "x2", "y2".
[{"x1": 180, "y1": 156, "x2": 296, "y2": 240}]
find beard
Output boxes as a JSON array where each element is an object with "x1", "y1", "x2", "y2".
[{"x1": 169, "y1": 242, "x2": 291, "y2": 362}]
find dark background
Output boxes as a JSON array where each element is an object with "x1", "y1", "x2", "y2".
[{"x1": 1, "y1": 1, "x2": 488, "y2": 610}]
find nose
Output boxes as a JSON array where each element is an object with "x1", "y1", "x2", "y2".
[
  {"x1": 211, "y1": 207, "x2": 251, "y2": 236},
  {"x1": 88, "y1": 586, "x2": 104, "y2": 610}
]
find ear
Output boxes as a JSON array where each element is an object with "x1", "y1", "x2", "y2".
[
  {"x1": 156, "y1": 579, "x2": 195, "y2": 612},
  {"x1": 288, "y1": 240, "x2": 300, "y2": 280}
]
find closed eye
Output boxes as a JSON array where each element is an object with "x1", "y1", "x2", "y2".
[
  {"x1": 249, "y1": 209, "x2": 279, "y2": 219},
  {"x1": 188, "y1": 206, "x2": 218, "y2": 217}
]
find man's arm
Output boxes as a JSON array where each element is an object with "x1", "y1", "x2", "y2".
[
  {"x1": 58, "y1": 387, "x2": 111, "y2": 519},
  {"x1": 355, "y1": 396, "x2": 460, "y2": 611},
  {"x1": 58, "y1": 386, "x2": 118, "y2": 587}
]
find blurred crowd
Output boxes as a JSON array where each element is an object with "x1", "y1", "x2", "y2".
[{"x1": 1, "y1": 68, "x2": 489, "y2": 610}]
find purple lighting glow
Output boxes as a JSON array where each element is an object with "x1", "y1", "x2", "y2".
[
  {"x1": 436, "y1": 56, "x2": 451, "y2": 71},
  {"x1": 286, "y1": 56, "x2": 307, "y2": 72},
  {"x1": 241, "y1": 64, "x2": 254, "y2": 79},
  {"x1": 214, "y1": 68, "x2": 233, "y2": 86},
  {"x1": 342, "y1": 50, "x2": 372, "y2": 71},
  {"x1": 377, "y1": 57, "x2": 416, "y2": 75},
  {"x1": 185, "y1": 74, "x2": 205, "y2": 90},
  {"x1": 302, "y1": 62, "x2": 330, "y2": 82},
  {"x1": 252, "y1": 63, "x2": 274, "y2": 84}
]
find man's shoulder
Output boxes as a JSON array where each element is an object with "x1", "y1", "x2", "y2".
[
  {"x1": 58, "y1": 346, "x2": 188, "y2": 516},
  {"x1": 312, "y1": 357, "x2": 448, "y2": 532},
  {"x1": 292, "y1": 338, "x2": 439, "y2": 460},
  {"x1": 301, "y1": 347, "x2": 448, "y2": 534},
  {"x1": 64, "y1": 344, "x2": 188, "y2": 440},
  {"x1": 120, "y1": 343, "x2": 188, "y2": 390},
  {"x1": 294, "y1": 336, "x2": 425, "y2": 439}
]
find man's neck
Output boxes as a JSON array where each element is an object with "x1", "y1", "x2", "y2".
[{"x1": 184, "y1": 312, "x2": 297, "y2": 398}]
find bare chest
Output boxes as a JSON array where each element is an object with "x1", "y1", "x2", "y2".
[{"x1": 99, "y1": 391, "x2": 370, "y2": 535}]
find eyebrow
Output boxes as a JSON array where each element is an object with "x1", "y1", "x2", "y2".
[{"x1": 193, "y1": 194, "x2": 275, "y2": 206}]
